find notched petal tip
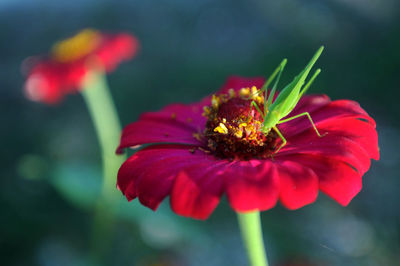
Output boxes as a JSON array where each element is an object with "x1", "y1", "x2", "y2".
[
  {"x1": 276, "y1": 161, "x2": 319, "y2": 210},
  {"x1": 224, "y1": 161, "x2": 280, "y2": 212},
  {"x1": 170, "y1": 162, "x2": 225, "y2": 220},
  {"x1": 116, "y1": 146, "x2": 124, "y2": 154}
]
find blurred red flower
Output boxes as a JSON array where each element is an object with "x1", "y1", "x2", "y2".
[
  {"x1": 22, "y1": 29, "x2": 139, "y2": 104},
  {"x1": 117, "y1": 76, "x2": 379, "y2": 220}
]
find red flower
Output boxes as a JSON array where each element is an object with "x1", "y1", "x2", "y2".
[
  {"x1": 23, "y1": 29, "x2": 139, "y2": 104},
  {"x1": 117, "y1": 76, "x2": 379, "y2": 220}
]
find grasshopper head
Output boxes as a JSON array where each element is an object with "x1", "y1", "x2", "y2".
[{"x1": 261, "y1": 126, "x2": 272, "y2": 135}]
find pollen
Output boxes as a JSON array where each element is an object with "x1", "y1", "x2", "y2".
[
  {"x1": 192, "y1": 132, "x2": 203, "y2": 141},
  {"x1": 214, "y1": 123, "x2": 228, "y2": 134},
  {"x1": 211, "y1": 95, "x2": 220, "y2": 108},
  {"x1": 228, "y1": 89, "x2": 236, "y2": 98},
  {"x1": 239, "y1": 88, "x2": 250, "y2": 98},
  {"x1": 203, "y1": 87, "x2": 279, "y2": 159},
  {"x1": 203, "y1": 106, "x2": 211, "y2": 116},
  {"x1": 251, "y1": 86, "x2": 258, "y2": 95},
  {"x1": 51, "y1": 29, "x2": 101, "y2": 62},
  {"x1": 251, "y1": 86, "x2": 264, "y2": 103},
  {"x1": 233, "y1": 129, "x2": 243, "y2": 139}
]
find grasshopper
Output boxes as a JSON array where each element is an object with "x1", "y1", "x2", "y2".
[{"x1": 248, "y1": 46, "x2": 325, "y2": 155}]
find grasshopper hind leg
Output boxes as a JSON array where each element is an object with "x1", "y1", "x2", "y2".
[{"x1": 277, "y1": 112, "x2": 325, "y2": 137}]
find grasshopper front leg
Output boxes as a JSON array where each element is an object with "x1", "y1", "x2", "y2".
[
  {"x1": 272, "y1": 126, "x2": 287, "y2": 155},
  {"x1": 247, "y1": 100, "x2": 264, "y2": 121}
]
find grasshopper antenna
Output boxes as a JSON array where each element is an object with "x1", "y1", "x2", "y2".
[
  {"x1": 298, "y1": 68, "x2": 321, "y2": 100},
  {"x1": 260, "y1": 58, "x2": 287, "y2": 96},
  {"x1": 267, "y1": 59, "x2": 287, "y2": 108}
]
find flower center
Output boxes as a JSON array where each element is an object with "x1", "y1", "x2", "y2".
[
  {"x1": 51, "y1": 29, "x2": 101, "y2": 63},
  {"x1": 203, "y1": 87, "x2": 279, "y2": 160}
]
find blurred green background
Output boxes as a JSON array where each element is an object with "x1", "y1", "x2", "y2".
[{"x1": 1, "y1": 0, "x2": 399, "y2": 265}]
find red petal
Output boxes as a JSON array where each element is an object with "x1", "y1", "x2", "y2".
[
  {"x1": 278, "y1": 132, "x2": 372, "y2": 175},
  {"x1": 218, "y1": 76, "x2": 266, "y2": 94},
  {"x1": 117, "y1": 103, "x2": 206, "y2": 153},
  {"x1": 140, "y1": 103, "x2": 206, "y2": 130},
  {"x1": 24, "y1": 61, "x2": 67, "y2": 104},
  {"x1": 274, "y1": 160, "x2": 319, "y2": 210},
  {"x1": 96, "y1": 33, "x2": 139, "y2": 72},
  {"x1": 223, "y1": 160, "x2": 279, "y2": 212},
  {"x1": 117, "y1": 155, "x2": 140, "y2": 200},
  {"x1": 290, "y1": 94, "x2": 331, "y2": 115},
  {"x1": 170, "y1": 160, "x2": 226, "y2": 220},
  {"x1": 136, "y1": 157, "x2": 194, "y2": 210},
  {"x1": 287, "y1": 154, "x2": 362, "y2": 206},
  {"x1": 319, "y1": 117, "x2": 379, "y2": 160},
  {"x1": 278, "y1": 99, "x2": 379, "y2": 160},
  {"x1": 281, "y1": 99, "x2": 376, "y2": 138},
  {"x1": 117, "y1": 145, "x2": 221, "y2": 212},
  {"x1": 118, "y1": 145, "x2": 196, "y2": 206}
]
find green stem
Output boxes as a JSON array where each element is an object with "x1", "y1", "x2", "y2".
[
  {"x1": 237, "y1": 211, "x2": 269, "y2": 266},
  {"x1": 81, "y1": 71, "x2": 126, "y2": 263}
]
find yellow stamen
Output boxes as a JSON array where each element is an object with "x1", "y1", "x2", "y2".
[
  {"x1": 234, "y1": 130, "x2": 243, "y2": 138},
  {"x1": 228, "y1": 89, "x2": 236, "y2": 98},
  {"x1": 51, "y1": 29, "x2": 101, "y2": 62},
  {"x1": 214, "y1": 123, "x2": 228, "y2": 134},
  {"x1": 251, "y1": 86, "x2": 258, "y2": 95},
  {"x1": 239, "y1": 88, "x2": 250, "y2": 98},
  {"x1": 250, "y1": 86, "x2": 264, "y2": 103},
  {"x1": 211, "y1": 95, "x2": 220, "y2": 108},
  {"x1": 203, "y1": 106, "x2": 211, "y2": 116},
  {"x1": 192, "y1": 132, "x2": 203, "y2": 141},
  {"x1": 198, "y1": 147, "x2": 211, "y2": 153}
]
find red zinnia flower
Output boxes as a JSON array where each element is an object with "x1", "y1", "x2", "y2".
[
  {"x1": 23, "y1": 29, "x2": 139, "y2": 104},
  {"x1": 117, "y1": 76, "x2": 379, "y2": 220}
]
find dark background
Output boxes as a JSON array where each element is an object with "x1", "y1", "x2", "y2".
[{"x1": 1, "y1": 0, "x2": 399, "y2": 265}]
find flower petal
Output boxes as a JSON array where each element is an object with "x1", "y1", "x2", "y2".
[
  {"x1": 170, "y1": 160, "x2": 226, "y2": 220},
  {"x1": 278, "y1": 98, "x2": 379, "y2": 160},
  {"x1": 218, "y1": 76, "x2": 266, "y2": 94},
  {"x1": 140, "y1": 103, "x2": 206, "y2": 130},
  {"x1": 223, "y1": 160, "x2": 279, "y2": 212},
  {"x1": 294, "y1": 116, "x2": 377, "y2": 161},
  {"x1": 274, "y1": 160, "x2": 319, "y2": 210},
  {"x1": 96, "y1": 33, "x2": 139, "y2": 72},
  {"x1": 290, "y1": 94, "x2": 331, "y2": 115},
  {"x1": 320, "y1": 117, "x2": 379, "y2": 160},
  {"x1": 281, "y1": 99, "x2": 376, "y2": 138},
  {"x1": 118, "y1": 145, "x2": 204, "y2": 208},
  {"x1": 278, "y1": 132, "x2": 372, "y2": 175},
  {"x1": 286, "y1": 154, "x2": 362, "y2": 206},
  {"x1": 117, "y1": 155, "x2": 140, "y2": 200},
  {"x1": 118, "y1": 145, "x2": 225, "y2": 213},
  {"x1": 117, "y1": 103, "x2": 206, "y2": 153}
]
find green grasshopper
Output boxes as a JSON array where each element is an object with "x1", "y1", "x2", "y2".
[{"x1": 248, "y1": 46, "x2": 325, "y2": 154}]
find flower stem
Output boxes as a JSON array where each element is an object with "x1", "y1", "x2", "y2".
[
  {"x1": 81, "y1": 71, "x2": 125, "y2": 263},
  {"x1": 237, "y1": 211, "x2": 269, "y2": 266}
]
